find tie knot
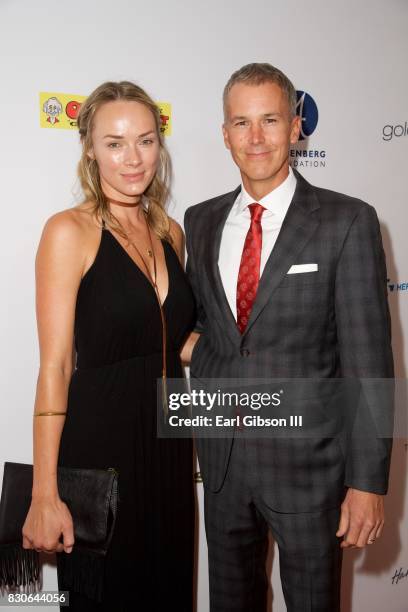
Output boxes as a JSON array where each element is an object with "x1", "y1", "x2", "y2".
[{"x1": 248, "y1": 203, "x2": 265, "y2": 223}]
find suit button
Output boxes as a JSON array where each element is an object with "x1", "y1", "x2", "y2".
[{"x1": 240, "y1": 348, "x2": 250, "y2": 357}]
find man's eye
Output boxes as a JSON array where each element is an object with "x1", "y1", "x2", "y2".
[
  {"x1": 235, "y1": 121, "x2": 247, "y2": 127},
  {"x1": 266, "y1": 118, "x2": 277, "y2": 124}
]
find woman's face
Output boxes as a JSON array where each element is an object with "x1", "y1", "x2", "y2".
[{"x1": 89, "y1": 100, "x2": 160, "y2": 203}]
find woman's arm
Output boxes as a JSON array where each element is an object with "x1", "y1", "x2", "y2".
[
  {"x1": 22, "y1": 210, "x2": 88, "y2": 554},
  {"x1": 168, "y1": 218, "x2": 200, "y2": 365}
]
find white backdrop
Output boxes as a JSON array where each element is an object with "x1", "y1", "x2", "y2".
[{"x1": 0, "y1": 0, "x2": 407, "y2": 610}]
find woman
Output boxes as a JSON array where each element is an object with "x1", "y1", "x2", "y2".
[{"x1": 22, "y1": 81, "x2": 198, "y2": 610}]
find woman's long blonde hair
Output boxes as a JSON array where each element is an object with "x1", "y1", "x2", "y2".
[{"x1": 77, "y1": 80, "x2": 171, "y2": 241}]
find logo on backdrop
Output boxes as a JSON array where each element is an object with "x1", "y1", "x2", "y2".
[
  {"x1": 296, "y1": 91, "x2": 318, "y2": 140},
  {"x1": 40, "y1": 92, "x2": 87, "y2": 129},
  {"x1": 39, "y1": 92, "x2": 172, "y2": 135},
  {"x1": 157, "y1": 102, "x2": 172, "y2": 136},
  {"x1": 382, "y1": 121, "x2": 408, "y2": 142},
  {"x1": 387, "y1": 278, "x2": 408, "y2": 293},
  {"x1": 290, "y1": 90, "x2": 326, "y2": 169}
]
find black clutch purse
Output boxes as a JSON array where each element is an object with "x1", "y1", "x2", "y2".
[{"x1": 0, "y1": 462, "x2": 119, "y2": 598}]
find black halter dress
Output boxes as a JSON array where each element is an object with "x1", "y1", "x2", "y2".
[{"x1": 56, "y1": 222, "x2": 196, "y2": 611}]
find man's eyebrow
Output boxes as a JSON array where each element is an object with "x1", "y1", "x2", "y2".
[
  {"x1": 103, "y1": 130, "x2": 156, "y2": 139},
  {"x1": 229, "y1": 112, "x2": 281, "y2": 122}
]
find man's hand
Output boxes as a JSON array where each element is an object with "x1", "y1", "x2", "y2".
[{"x1": 336, "y1": 488, "x2": 385, "y2": 548}]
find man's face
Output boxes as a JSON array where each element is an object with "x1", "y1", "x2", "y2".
[{"x1": 222, "y1": 81, "x2": 300, "y2": 196}]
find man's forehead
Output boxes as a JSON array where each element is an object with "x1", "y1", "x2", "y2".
[
  {"x1": 228, "y1": 81, "x2": 284, "y2": 97},
  {"x1": 226, "y1": 95, "x2": 287, "y2": 118},
  {"x1": 226, "y1": 82, "x2": 286, "y2": 108}
]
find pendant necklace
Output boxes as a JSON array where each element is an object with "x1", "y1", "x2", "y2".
[
  {"x1": 107, "y1": 196, "x2": 154, "y2": 259},
  {"x1": 125, "y1": 210, "x2": 169, "y2": 417}
]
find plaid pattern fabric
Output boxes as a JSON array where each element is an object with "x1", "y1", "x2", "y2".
[
  {"x1": 184, "y1": 169, "x2": 393, "y2": 610},
  {"x1": 204, "y1": 435, "x2": 342, "y2": 611},
  {"x1": 184, "y1": 170, "x2": 393, "y2": 509}
]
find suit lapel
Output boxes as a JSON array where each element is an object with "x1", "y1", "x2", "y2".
[
  {"x1": 242, "y1": 171, "x2": 321, "y2": 337},
  {"x1": 205, "y1": 187, "x2": 242, "y2": 344}
]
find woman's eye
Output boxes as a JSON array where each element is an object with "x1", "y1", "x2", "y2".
[
  {"x1": 108, "y1": 142, "x2": 120, "y2": 148},
  {"x1": 141, "y1": 139, "x2": 154, "y2": 145}
]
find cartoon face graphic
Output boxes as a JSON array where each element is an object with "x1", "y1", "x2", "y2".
[{"x1": 43, "y1": 97, "x2": 63, "y2": 124}]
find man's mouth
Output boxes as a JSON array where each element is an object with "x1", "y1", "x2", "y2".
[{"x1": 246, "y1": 151, "x2": 271, "y2": 159}]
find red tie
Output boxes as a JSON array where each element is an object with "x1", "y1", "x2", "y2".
[{"x1": 236, "y1": 203, "x2": 265, "y2": 334}]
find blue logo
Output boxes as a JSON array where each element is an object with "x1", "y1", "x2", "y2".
[
  {"x1": 296, "y1": 91, "x2": 319, "y2": 141},
  {"x1": 387, "y1": 279, "x2": 408, "y2": 292}
]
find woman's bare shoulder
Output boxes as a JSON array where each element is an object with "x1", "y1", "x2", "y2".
[
  {"x1": 68, "y1": 201, "x2": 100, "y2": 231},
  {"x1": 167, "y1": 216, "x2": 185, "y2": 263},
  {"x1": 36, "y1": 205, "x2": 101, "y2": 279},
  {"x1": 168, "y1": 217, "x2": 184, "y2": 242},
  {"x1": 41, "y1": 202, "x2": 99, "y2": 242}
]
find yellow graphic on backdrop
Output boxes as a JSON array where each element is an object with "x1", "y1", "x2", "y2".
[
  {"x1": 40, "y1": 92, "x2": 87, "y2": 129},
  {"x1": 157, "y1": 102, "x2": 172, "y2": 136},
  {"x1": 40, "y1": 92, "x2": 172, "y2": 135}
]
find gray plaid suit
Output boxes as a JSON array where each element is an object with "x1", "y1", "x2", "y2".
[{"x1": 184, "y1": 170, "x2": 393, "y2": 611}]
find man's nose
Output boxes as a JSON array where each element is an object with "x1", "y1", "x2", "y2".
[{"x1": 249, "y1": 124, "x2": 265, "y2": 145}]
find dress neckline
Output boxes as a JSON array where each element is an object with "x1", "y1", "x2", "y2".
[{"x1": 104, "y1": 228, "x2": 170, "y2": 307}]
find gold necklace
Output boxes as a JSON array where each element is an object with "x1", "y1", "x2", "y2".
[
  {"x1": 126, "y1": 213, "x2": 169, "y2": 417},
  {"x1": 107, "y1": 197, "x2": 153, "y2": 258}
]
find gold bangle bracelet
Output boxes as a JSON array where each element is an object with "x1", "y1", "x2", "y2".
[{"x1": 34, "y1": 411, "x2": 67, "y2": 417}]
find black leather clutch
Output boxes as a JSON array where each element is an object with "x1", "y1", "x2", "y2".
[{"x1": 0, "y1": 462, "x2": 119, "y2": 591}]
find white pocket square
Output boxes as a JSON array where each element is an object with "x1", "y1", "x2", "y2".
[{"x1": 287, "y1": 263, "x2": 318, "y2": 274}]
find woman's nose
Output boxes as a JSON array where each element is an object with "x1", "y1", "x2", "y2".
[{"x1": 124, "y1": 145, "x2": 142, "y2": 165}]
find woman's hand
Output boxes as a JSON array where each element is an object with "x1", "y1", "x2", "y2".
[
  {"x1": 22, "y1": 496, "x2": 75, "y2": 554},
  {"x1": 180, "y1": 332, "x2": 201, "y2": 365}
]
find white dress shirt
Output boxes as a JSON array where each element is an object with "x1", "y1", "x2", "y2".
[{"x1": 218, "y1": 166, "x2": 297, "y2": 320}]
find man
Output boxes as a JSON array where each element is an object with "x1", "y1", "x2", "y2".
[{"x1": 184, "y1": 63, "x2": 393, "y2": 611}]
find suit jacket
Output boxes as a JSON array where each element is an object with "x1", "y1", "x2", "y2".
[{"x1": 184, "y1": 169, "x2": 394, "y2": 512}]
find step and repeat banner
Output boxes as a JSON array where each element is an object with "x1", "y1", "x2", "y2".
[{"x1": 0, "y1": 0, "x2": 407, "y2": 610}]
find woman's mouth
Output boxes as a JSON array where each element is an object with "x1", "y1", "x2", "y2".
[{"x1": 121, "y1": 172, "x2": 145, "y2": 182}]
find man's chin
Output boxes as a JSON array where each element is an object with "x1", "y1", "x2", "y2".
[{"x1": 242, "y1": 170, "x2": 277, "y2": 182}]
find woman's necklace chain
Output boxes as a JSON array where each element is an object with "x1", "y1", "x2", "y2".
[
  {"x1": 126, "y1": 219, "x2": 157, "y2": 290},
  {"x1": 125, "y1": 214, "x2": 169, "y2": 417}
]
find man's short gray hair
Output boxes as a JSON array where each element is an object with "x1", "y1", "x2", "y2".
[{"x1": 223, "y1": 63, "x2": 297, "y2": 120}]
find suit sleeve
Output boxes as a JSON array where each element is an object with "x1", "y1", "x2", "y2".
[
  {"x1": 334, "y1": 203, "x2": 394, "y2": 494},
  {"x1": 184, "y1": 208, "x2": 207, "y2": 334}
]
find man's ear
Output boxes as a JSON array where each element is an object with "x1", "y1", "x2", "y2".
[
  {"x1": 290, "y1": 115, "x2": 301, "y2": 145},
  {"x1": 222, "y1": 124, "x2": 231, "y2": 151}
]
